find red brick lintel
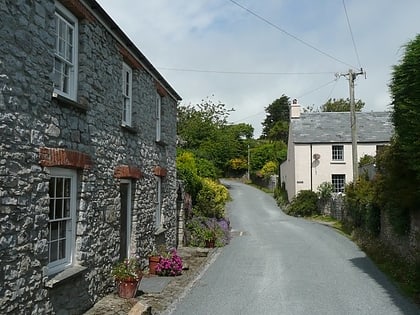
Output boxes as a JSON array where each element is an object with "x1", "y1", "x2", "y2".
[
  {"x1": 153, "y1": 166, "x2": 167, "y2": 177},
  {"x1": 114, "y1": 165, "x2": 142, "y2": 179},
  {"x1": 39, "y1": 147, "x2": 93, "y2": 169}
]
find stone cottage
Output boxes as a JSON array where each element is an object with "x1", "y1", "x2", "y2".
[{"x1": 0, "y1": 0, "x2": 181, "y2": 313}]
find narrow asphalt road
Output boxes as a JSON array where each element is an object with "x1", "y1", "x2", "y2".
[{"x1": 168, "y1": 180, "x2": 419, "y2": 315}]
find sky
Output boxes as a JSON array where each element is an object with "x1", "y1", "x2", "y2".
[{"x1": 96, "y1": 0, "x2": 420, "y2": 137}]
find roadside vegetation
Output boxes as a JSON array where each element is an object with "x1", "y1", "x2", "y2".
[{"x1": 175, "y1": 33, "x2": 420, "y2": 306}]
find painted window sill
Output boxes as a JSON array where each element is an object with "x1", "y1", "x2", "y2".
[{"x1": 330, "y1": 161, "x2": 346, "y2": 164}]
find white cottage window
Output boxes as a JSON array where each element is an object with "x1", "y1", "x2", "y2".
[
  {"x1": 155, "y1": 177, "x2": 162, "y2": 228},
  {"x1": 332, "y1": 174, "x2": 345, "y2": 193},
  {"x1": 53, "y1": 3, "x2": 78, "y2": 100},
  {"x1": 47, "y1": 168, "x2": 77, "y2": 275},
  {"x1": 156, "y1": 93, "x2": 162, "y2": 142},
  {"x1": 332, "y1": 145, "x2": 344, "y2": 161},
  {"x1": 122, "y1": 62, "x2": 132, "y2": 126}
]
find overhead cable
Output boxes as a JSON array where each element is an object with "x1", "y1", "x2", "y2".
[{"x1": 228, "y1": 0, "x2": 357, "y2": 69}]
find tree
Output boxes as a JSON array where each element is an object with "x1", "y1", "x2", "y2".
[
  {"x1": 177, "y1": 97, "x2": 254, "y2": 175},
  {"x1": 320, "y1": 98, "x2": 364, "y2": 112},
  {"x1": 389, "y1": 34, "x2": 420, "y2": 180},
  {"x1": 374, "y1": 34, "x2": 420, "y2": 235},
  {"x1": 261, "y1": 95, "x2": 290, "y2": 142}
]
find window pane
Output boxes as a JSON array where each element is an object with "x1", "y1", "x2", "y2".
[
  {"x1": 59, "y1": 239, "x2": 66, "y2": 260},
  {"x1": 50, "y1": 221, "x2": 59, "y2": 241},
  {"x1": 59, "y1": 221, "x2": 66, "y2": 238},
  {"x1": 49, "y1": 241, "x2": 58, "y2": 262},
  {"x1": 64, "y1": 178, "x2": 71, "y2": 197},
  {"x1": 49, "y1": 199, "x2": 55, "y2": 219},
  {"x1": 55, "y1": 199, "x2": 63, "y2": 218},
  {"x1": 64, "y1": 198, "x2": 70, "y2": 218}
]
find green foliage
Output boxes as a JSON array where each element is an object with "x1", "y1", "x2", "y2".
[
  {"x1": 177, "y1": 97, "x2": 254, "y2": 176},
  {"x1": 353, "y1": 230, "x2": 420, "y2": 303},
  {"x1": 288, "y1": 190, "x2": 319, "y2": 217},
  {"x1": 316, "y1": 182, "x2": 333, "y2": 201},
  {"x1": 375, "y1": 141, "x2": 413, "y2": 235},
  {"x1": 261, "y1": 95, "x2": 290, "y2": 142},
  {"x1": 260, "y1": 161, "x2": 277, "y2": 179},
  {"x1": 250, "y1": 141, "x2": 287, "y2": 173},
  {"x1": 274, "y1": 181, "x2": 288, "y2": 206},
  {"x1": 194, "y1": 178, "x2": 230, "y2": 219},
  {"x1": 186, "y1": 217, "x2": 230, "y2": 248},
  {"x1": 196, "y1": 158, "x2": 219, "y2": 179},
  {"x1": 176, "y1": 151, "x2": 202, "y2": 202},
  {"x1": 320, "y1": 98, "x2": 365, "y2": 112},
  {"x1": 390, "y1": 34, "x2": 420, "y2": 187},
  {"x1": 228, "y1": 157, "x2": 248, "y2": 171},
  {"x1": 344, "y1": 177, "x2": 380, "y2": 235},
  {"x1": 359, "y1": 154, "x2": 375, "y2": 167}
]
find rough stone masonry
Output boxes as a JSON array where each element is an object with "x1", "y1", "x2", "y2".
[{"x1": 0, "y1": 0, "x2": 180, "y2": 314}]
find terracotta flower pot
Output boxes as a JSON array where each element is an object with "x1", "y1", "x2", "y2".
[
  {"x1": 205, "y1": 239, "x2": 215, "y2": 248},
  {"x1": 148, "y1": 256, "x2": 160, "y2": 275},
  {"x1": 116, "y1": 279, "x2": 139, "y2": 298}
]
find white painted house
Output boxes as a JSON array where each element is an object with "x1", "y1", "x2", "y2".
[{"x1": 280, "y1": 101, "x2": 394, "y2": 201}]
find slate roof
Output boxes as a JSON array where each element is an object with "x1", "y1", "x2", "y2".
[{"x1": 291, "y1": 111, "x2": 394, "y2": 144}]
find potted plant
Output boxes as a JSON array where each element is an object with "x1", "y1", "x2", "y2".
[
  {"x1": 148, "y1": 245, "x2": 167, "y2": 275},
  {"x1": 111, "y1": 257, "x2": 143, "y2": 298},
  {"x1": 203, "y1": 228, "x2": 217, "y2": 248},
  {"x1": 156, "y1": 249, "x2": 183, "y2": 276}
]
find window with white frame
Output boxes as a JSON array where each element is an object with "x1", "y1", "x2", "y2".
[
  {"x1": 53, "y1": 3, "x2": 78, "y2": 100},
  {"x1": 155, "y1": 177, "x2": 162, "y2": 228},
  {"x1": 156, "y1": 93, "x2": 162, "y2": 141},
  {"x1": 332, "y1": 145, "x2": 344, "y2": 161},
  {"x1": 331, "y1": 174, "x2": 345, "y2": 193},
  {"x1": 48, "y1": 168, "x2": 77, "y2": 275},
  {"x1": 122, "y1": 62, "x2": 132, "y2": 126}
]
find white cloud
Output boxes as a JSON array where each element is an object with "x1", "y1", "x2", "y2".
[{"x1": 96, "y1": 0, "x2": 420, "y2": 137}]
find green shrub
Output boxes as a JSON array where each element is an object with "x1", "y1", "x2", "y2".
[
  {"x1": 344, "y1": 177, "x2": 380, "y2": 235},
  {"x1": 317, "y1": 182, "x2": 333, "y2": 201},
  {"x1": 288, "y1": 190, "x2": 318, "y2": 217},
  {"x1": 274, "y1": 181, "x2": 288, "y2": 206},
  {"x1": 195, "y1": 178, "x2": 230, "y2": 218}
]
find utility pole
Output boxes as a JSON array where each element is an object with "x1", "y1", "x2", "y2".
[
  {"x1": 349, "y1": 69, "x2": 358, "y2": 181},
  {"x1": 338, "y1": 68, "x2": 365, "y2": 182}
]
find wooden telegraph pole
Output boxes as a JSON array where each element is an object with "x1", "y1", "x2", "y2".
[{"x1": 339, "y1": 68, "x2": 365, "y2": 182}]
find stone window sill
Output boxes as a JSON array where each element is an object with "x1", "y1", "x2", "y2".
[
  {"x1": 330, "y1": 161, "x2": 346, "y2": 164},
  {"x1": 154, "y1": 226, "x2": 167, "y2": 236},
  {"x1": 45, "y1": 265, "x2": 87, "y2": 289},
  {"x1": 155, "y1": 140, "x2": 167, "y2": 146},
  {"x1": 52, "y1": 93, "x2": 88, "y2": 112},
  {"x1": 121, "y1": 124, "x2": 138, "y2": 134}
]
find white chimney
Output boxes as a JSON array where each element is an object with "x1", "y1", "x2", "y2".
[{"x1": 290, "y1": 98, "x2": 301, "y2": 119}]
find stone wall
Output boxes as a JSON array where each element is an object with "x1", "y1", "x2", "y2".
[{"x1": 0, "y1": 1, "x2": 179, "y2": 314}]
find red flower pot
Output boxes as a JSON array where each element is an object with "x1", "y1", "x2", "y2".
[
  {"x1": 148, "y1": 256, "x2": 160, "y2": 275},
  {"x1": 116, "y1": 279, "x2": 139, "y2": 298}
]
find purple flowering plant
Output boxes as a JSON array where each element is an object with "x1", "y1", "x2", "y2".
[{"x1": 156, "y1": 249, "x2": 183, "y2": 276}]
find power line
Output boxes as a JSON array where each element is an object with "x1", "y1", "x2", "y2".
[
  {"x1": 231, "y1": 78, "x2": 339, "y2": 124},
  {"x1": 342, "y1": 0, "x2": 362, "y2": 68},
  {"x1": 158, "y1": 67, "x2": 335, "y2": 76},
  {"x1": 297, "y1": 79, "x2": 339, "y2": 99},
  {"x1": 227, "y1": 0, "x2": 357, "y2": 69}
]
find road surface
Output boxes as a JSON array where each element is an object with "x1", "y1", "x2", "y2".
[{"x1": 168, "y1": 180, "x2": 419, "y2": 315}]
